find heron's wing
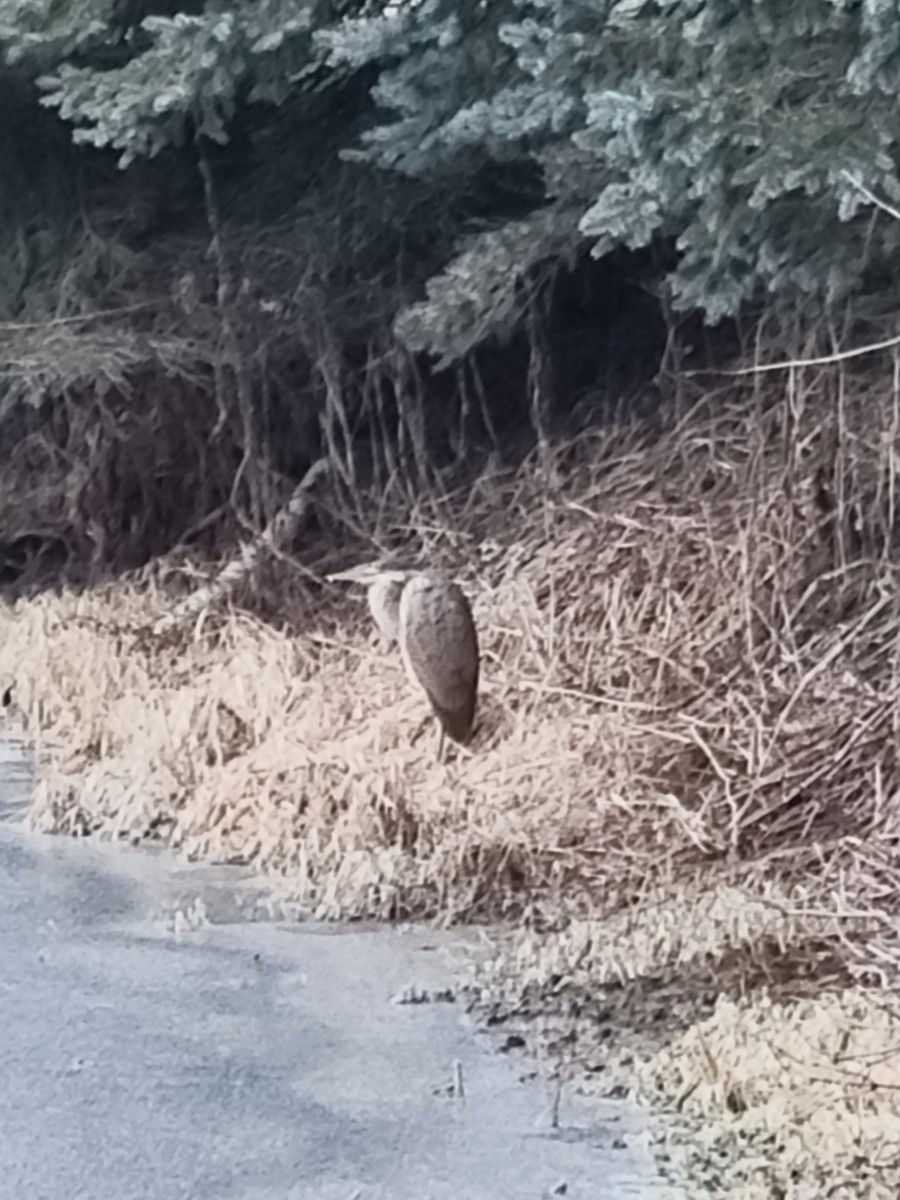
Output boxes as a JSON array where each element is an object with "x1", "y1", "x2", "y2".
[{"x1": 399, "y1": 576, "x2": 479, "y2": 741}]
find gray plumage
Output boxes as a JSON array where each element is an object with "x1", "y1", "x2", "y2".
[{"x1": 326, "y1": 562, "x2": 480, "y2": 756}]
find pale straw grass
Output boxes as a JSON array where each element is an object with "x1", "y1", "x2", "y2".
[{"x1": 4, "y1": 369, "x2": 900, "y2": 1195}]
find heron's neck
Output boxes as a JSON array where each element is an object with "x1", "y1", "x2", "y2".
[{"x1": 368, "y1": 577, "x2": 405, "y2": 642}]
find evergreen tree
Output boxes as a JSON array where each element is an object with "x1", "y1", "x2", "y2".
[
  {"x1": 6, "y1": 1, "x2": 900, "y2": 362},
  {"x1": 322, "y1": 0, "x2": 900, "y2": 349}
]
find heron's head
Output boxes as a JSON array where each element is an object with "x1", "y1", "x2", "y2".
[{"x1": 326, "y1": 560, "x2": 412, "y2": 644}]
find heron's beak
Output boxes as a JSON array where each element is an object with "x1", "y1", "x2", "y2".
[{"x1": 325, "y1": 563, "x2": 380, "y2": 585}]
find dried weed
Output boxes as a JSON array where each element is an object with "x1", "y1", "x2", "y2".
[{"x1": 5, "y1": 366, "x2": 900, "y2": 1194}]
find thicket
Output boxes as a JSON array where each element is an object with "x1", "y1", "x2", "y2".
[{"x1": 1, "y1": 1, "x2": 900, "y2": 584}]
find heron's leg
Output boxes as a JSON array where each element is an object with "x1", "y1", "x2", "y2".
[
  {"x1": 409, "y1": 717, "x2": 430, "y2": 749},
  {"x1": 437, "y1": 726, "x2": 446, "y2": 765}
]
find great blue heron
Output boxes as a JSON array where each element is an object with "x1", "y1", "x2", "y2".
[{"x1": 326, "y1": 562, "x2": 480, "y2": 759}]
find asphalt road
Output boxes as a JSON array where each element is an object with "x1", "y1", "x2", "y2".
[{"x1": 0, "y1": 739, "x2": 672, "y2": 1200}]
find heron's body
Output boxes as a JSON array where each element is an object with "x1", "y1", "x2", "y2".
[
  {"x1": 398, "y1": 573, "x2": 479, "y2": 746},
  {"x1": 326, "y1": 563, "x2": 480, "y2": 756}
]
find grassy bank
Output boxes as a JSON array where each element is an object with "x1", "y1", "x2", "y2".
[{"x1": 4, "y1": 366, "x2": 900, "y2": 1196}]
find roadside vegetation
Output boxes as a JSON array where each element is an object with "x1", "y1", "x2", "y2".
[{"x1": 3, "y1": 3, "x2": 900, "y2": 1196}]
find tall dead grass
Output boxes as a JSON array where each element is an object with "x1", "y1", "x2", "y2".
[
  {"x1": 5, "y1": 362, "x2": 900, "y2": 1193},
  {"x1": 4, "y1": 368, "x2": 900, "y2": 961}
]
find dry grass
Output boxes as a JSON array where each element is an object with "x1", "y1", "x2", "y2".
[
  {"x1": 5, "y1": 361, "x2": 900, "y2": 1194},
  {"x1": 466, "y1": 878, "x2": 900, "y2": 1196},
  {"x1": 638, "y1": 988, "x2": 900, "y2": 1198}
]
